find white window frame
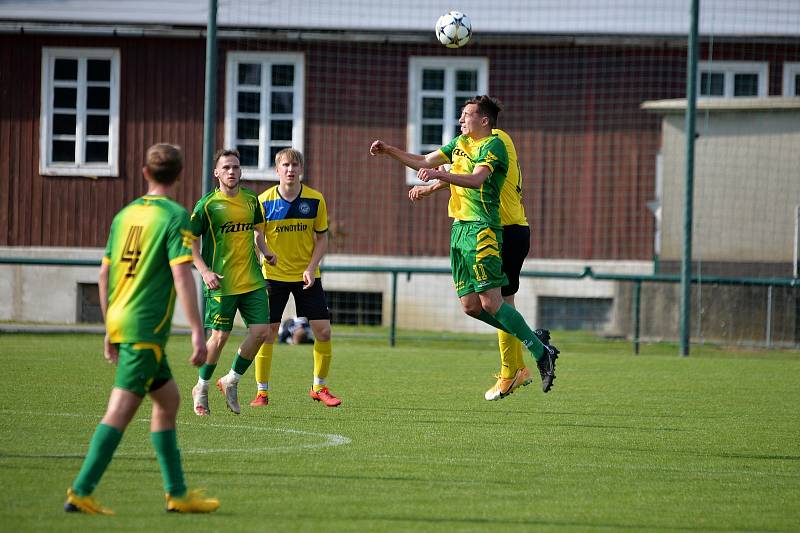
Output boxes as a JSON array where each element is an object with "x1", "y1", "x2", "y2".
[
  {"x1": 698, "y1": 61, "x2": 768, "y2": 98},
  {"x1": 39, "y1": 47, "x2": 120, "y2": 177},
  {"x1": 782, "y1": 62, "x2": 800, "y2": 96},
  {"x1": 407, "y1": 57, "x2": 489, "y2": 184},
  {"x1": 224, "y1": 51, "x2": 305, "y2": 181}
]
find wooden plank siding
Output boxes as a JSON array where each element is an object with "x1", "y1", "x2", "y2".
[
  {"x1": 0, "y1": 34, "x2": 207, "y2": 249},
  {"x1": 2, "y1": 33, "x2": 794, "y2": 259}
]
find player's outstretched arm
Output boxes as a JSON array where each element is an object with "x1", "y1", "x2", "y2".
[
  {"x1": 370, "y1": 140, "x2": 446, "y2": 171},
  {"x1": 419, "y1": 164, "x2": 491, "y2": 189},
  {"x1": 171, "y1": 261, "x2": 207, "y2": 367},
  {"x1": 409, "y1": 180, "x2": 448, "y2": 202}
]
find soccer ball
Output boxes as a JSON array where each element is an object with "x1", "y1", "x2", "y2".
[{"x1": 435, "y1": 11, "x2": 472, "y2": 48}]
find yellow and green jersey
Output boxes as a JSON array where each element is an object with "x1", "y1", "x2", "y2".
[
  {"x1": 493, "y1": 129, "x2": 529, "y2": 227},
  {"x1": 103, "y1": 195, "x2": 195, "y2": 345},
  {"x1": 259, "y1": 184, "x2": 328, "y2": 282},
  {"x1": 439, "y1": 133, "x2": 509, "y2": 228},
  {"x1": 190, "y1": 187, "x2": 265, "y2": 296}
]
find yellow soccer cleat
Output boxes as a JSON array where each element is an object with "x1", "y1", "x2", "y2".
[
  {"x1": 64, "y1": 488, "x2": 115, "y2": 515},
  {"x1": 511, "y1": 367, "x2": 534, "y2": 392},
  {"x1": 484, "y1": 373, "x2": 521, "y2": 401},
  {"x1": 166, "y1": 489, "x2": 220, "y2": 513}
]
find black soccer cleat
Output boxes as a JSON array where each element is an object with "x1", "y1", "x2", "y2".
[
  {"x1": 534, "y1": 328, "x2": 551, "y2": 346},
  {"x1": 536, "y1": 343, "x2": 559, "y2": 393}
]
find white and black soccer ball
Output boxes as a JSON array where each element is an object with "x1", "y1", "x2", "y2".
[{"x1": 435, "y1": 11, "x2": 472, "y2": 49}]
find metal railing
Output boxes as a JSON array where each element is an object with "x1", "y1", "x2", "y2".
[{"x1": 2, "y1": 257, "x2": 798, "y2": 351}]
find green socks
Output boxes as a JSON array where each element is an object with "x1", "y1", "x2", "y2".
[
  {"x1": 72, "y1": 423, "x2": 123, "y2": 496},
  {"x1": 198, "y1": 363, "x2": 217, "y2": 381},
  {"x1": 492, "y1": 303, "x2": 545, "y2": 360},
  {"x1": 151, "y1": 429, "x2": 186, "y2": 497},
  {"x1": 477, "y1": 310, "x2": 510, "y2": 333},
  {"x1": 232, "y1": 352, "x2": 253, "y2": 375}
]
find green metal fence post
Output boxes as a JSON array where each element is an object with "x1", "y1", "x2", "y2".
[
  {"x1": 680, "y1": 0, "x2": 700, "y2": 357},
  {"x1": 390, "y1": 271, "x2": 398, "y2": 347},
  {"x1": 633, "y1": 280, "x2": 642, "y2": 355}
]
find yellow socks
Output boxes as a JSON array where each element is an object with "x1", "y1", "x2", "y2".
[
  {"x1": 254, "y1": 343, "x2": 274, "y2": 390},
  {"x1": 312, "y1": 340, "x2": 332, "y2": 391},
  {"x1": 498, "y1": 330, "x2": 522, "y2": 378}
]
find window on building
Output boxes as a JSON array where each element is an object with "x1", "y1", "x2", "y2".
[
  {"x1": 77, "y1": 283, "x2": 102, "y2": 323},
  {"x1": 783, "y1": 62, "x2": 800, "y2": 96},
  {"x1": 538, "y1": 297, "x2": 614, "y2": 331},
  {"x1": 407, "y1": 57, "x2": 488, "y2": 184},
  {"x1": 224, "y1": 52, "x2": 305, "y2": 180},
  {"x1": 40, "y1": 48, "x2": 120, "y2": 176},
  {"x1": 698, "y1": 61, "x2": 768, "y2": 98},
  {"x1": 326, "y1": 290, "x2": 382, "y2": 326}
]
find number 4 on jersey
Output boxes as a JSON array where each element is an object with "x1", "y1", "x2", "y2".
[{"x1": 121, "y1": 226, "x2": 143, "y2": 278}]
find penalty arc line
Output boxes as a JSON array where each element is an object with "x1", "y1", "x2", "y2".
[{"x1": 0, "y1": 410, "x2": 352, "y2": 456}]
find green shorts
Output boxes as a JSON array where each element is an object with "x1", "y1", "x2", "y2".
[
  {"x1": 205, "y1": 288, "x2": 270, "y2": 331},
  {"x1": 114, "y1": 343, "x2": 173, "y2": 397},
  {"x1": 450, "y1": 221, "x2": 508, "y2": 297}
]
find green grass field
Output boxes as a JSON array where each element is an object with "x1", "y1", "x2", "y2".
[{"x1": 1, "y1": 331, "x2": 799, "y2": 532}]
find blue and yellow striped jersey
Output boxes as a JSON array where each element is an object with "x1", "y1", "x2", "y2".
[{"x1": 258, "y1": 184, "x2": 328, "y2": 282}]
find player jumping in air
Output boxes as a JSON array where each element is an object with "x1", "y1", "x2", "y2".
[
  {"x1": 370, "y1": 96, "x2": 558, "y2": 394},
  {"x1": 408, "y1": 128, "x2": 557, "y2": 400}
]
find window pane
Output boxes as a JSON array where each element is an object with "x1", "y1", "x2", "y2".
[
  {"x1": 422, "y1": 69, "x2": 444, "y2": 91},
  {"x1": 54, "y1": 87, "x2": 77, "y2": 108},
  {"x1": 53, "y1": 113, "x2": 76, "y2": 135},
  {"x1": 86, "y1": 141, "x2": 108, "y2": 163},
  {"x1": 271, "y1": 92, "x2": 293, "y2": 114},
  {"x1": 272, "y1": 64, "x2": 294, "y2": 87},
  {"x1": 87, "y1": 86, "x2": 110, "y2": 110},
  {"x1": 453, "y1": 125, "x2": 462, "y2": 138},
  {"x1": 237, "y1": 118, "x2": 260, "y2": 140},
  {"x1": 237, "y1": 92, "x2": 260, "y2": 113},
  {"x1": 733, "y1": 73, "x2": 758, "y2": 96},
  {"x1": 454, "y1": 96, "x2": 471, "y2": 119},
  {"x1": 54, "y1": 59, "x2": 78, "y2": 80},
  {"x1": 270, "y1": 146, "x2": 290, "y2": 165},
  {"x1": 238, "y1": 63, "x2": 261, "y2": 85},
  {"x1": 270, "y1": 120, "x2": 292, "y2": 141},
  {"x1": 87, "y1": 59, "x2": 111, "y2": 82},
  {"x1": 456, "y1": 70, "x2": 477, "y2": 92},
  {"x1": 700, "y1": 72, "x2": 724, "y2": 96},
  {"x1": 422, "y1": 97, "x2": 444, "y2": 119},
  {"x1": 421, "y1": 124, "x2": 443, "y2": 145},
  {"x1": 86, "y1": 114, "x2": 109, "y2": 136},
  {"x1": 52, "y1": 140, "x2": 75, "y2": 162},
  {"x1": 796, "y1": 74, "x2": 800, "y2": 96},
  {"x1": 238, "y1": 145, "x2": 259, "y2": 167}
]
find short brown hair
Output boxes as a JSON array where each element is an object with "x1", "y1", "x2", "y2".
[
  {"x1": 145, "y1": 143, "x2": 183, "y2": 185},
  {"x1": 274, "y1": 148, "x2": 304, "y2": 168},
  {"x1": 465, "y1": 95, "x2": 503, "y2": 128},
  {"x1": 213, "y1": 148, "x2": 240, "y2": 167}
]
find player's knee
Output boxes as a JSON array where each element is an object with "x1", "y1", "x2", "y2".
[
  {"x1": 263, "y1": 324, "x2": 279, "y2": 344},
  {"x1": 250, "y1": 324, "x2": 271, "y2": 344},
  {"x1": 315, "y1": 326, "x2": 331, "y2": 342},
  {"x1": 209, "y1": 330, "x2": 230, "y2": 349},
  {"x1": 461, "y1": 300, "x2": 483, "y2": 317}
]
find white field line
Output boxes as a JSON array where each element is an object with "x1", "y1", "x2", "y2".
[{"x1": 1, "y1": 410, "x2": 352, "y2": 455}]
